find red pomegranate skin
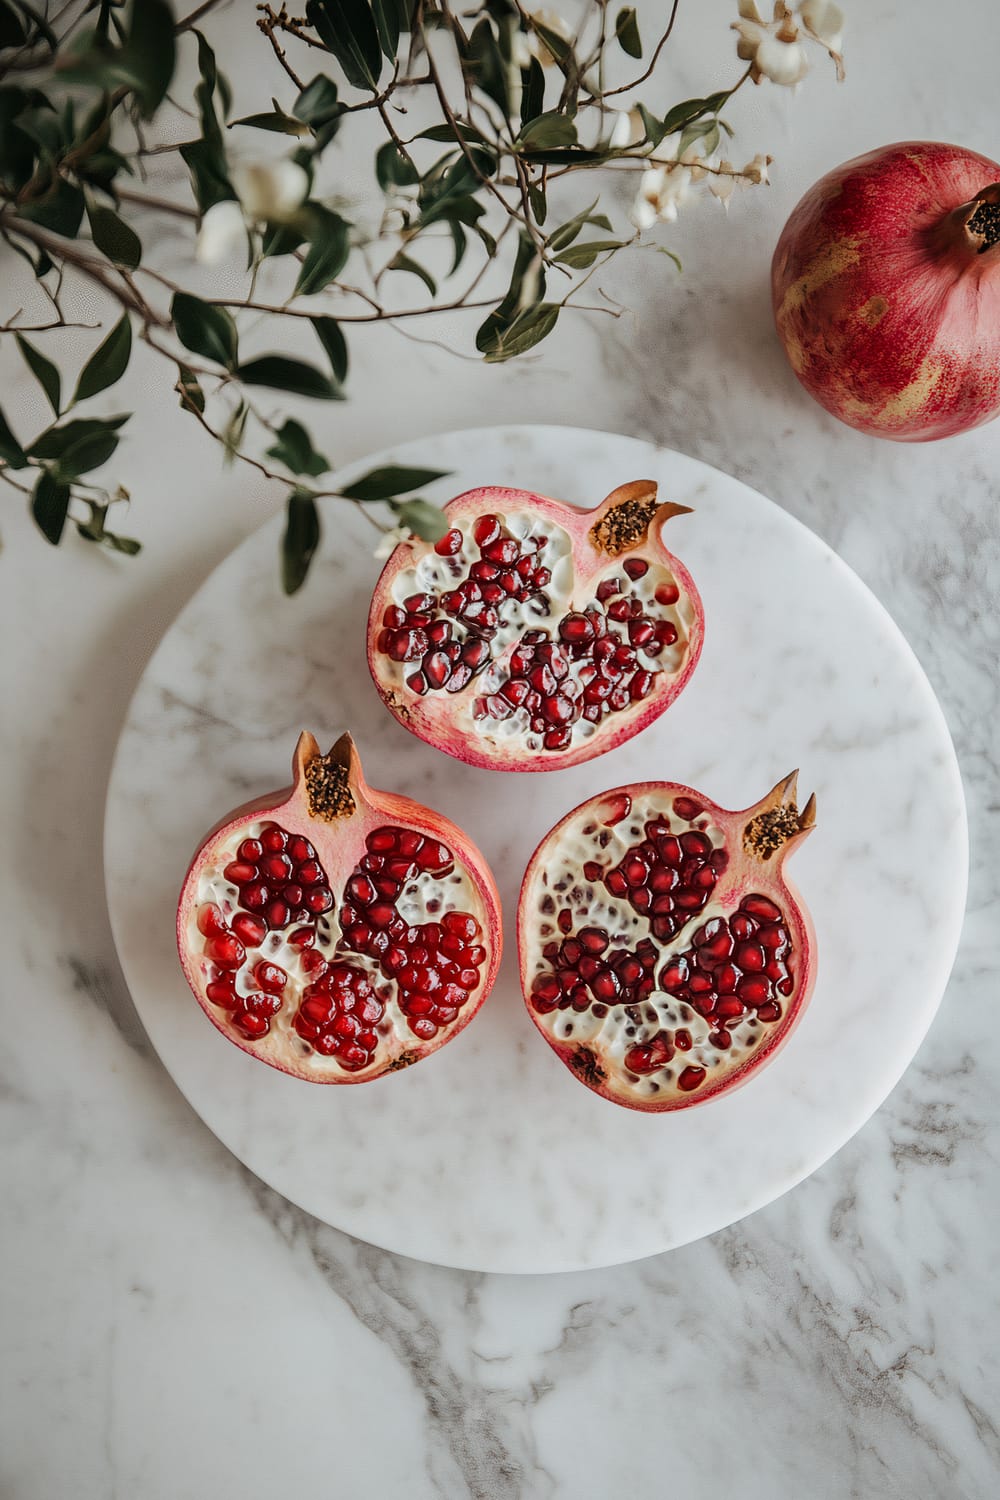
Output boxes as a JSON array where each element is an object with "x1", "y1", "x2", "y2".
[{"x1": 772, "y1": 141, "x2": 1000, "y2": 441}]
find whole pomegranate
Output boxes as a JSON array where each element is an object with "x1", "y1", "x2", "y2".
[
  {"x1": 177, "y1": 731, "x2": 501, "y2": 1082},
  {"x1": 518, "y1": 772, "x2": 817, "y2": 1111},
  {"x1": 367, "y1": 480, "x2": 703, "y2": 771},
  {"x1": 772, "y1": 141, "x2": 1000, "y2": 440}
]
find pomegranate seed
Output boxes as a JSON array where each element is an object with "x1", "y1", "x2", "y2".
[
  {"x1": 435, "y1": 527, "x2": 463, "y2": 555},
  {"x1": 743, "y1": 894, "x2": 783, "y2": 922},
  {"x1": 235, "y1": 1012, "x2": 269, "y2": 1039},
  {"x1": 206, "y1": 977, "x2": 238, "y2": 1009},
  {"x1": 482, "y1": 537, "x2": 519, "y2": 566},
  {"x1": 473, "y1": 515, "x2": 501, "y2": 547},
  {"x1": 756, "y1": 1001, "x2": 783, "y2": 1022},
  {"x1": 606, "y1": 598, "x2": 631, "y2": 622},
  {"x1": 655, "y1": 581, "x2": 680, "y2": 606},
  {"x1": 197, "y1": 903, "x2": 227, "y2": 937},
  {"x1": 305, "y1": 887, "x2": 333, "y2": 914},
  {"x1": 231, "y1": 913, "x2": 267, "y2": 948},
  {"x1": 629, "y1": 670, "x2": 654, "y2": 701},
  {"x1": 237, "y1": 838, "x2": 263, "y2": 862},
  {"x1": 288, "y1": 925, "x2": 315, "y2": 948},
  {"x1": 223, "y1": 860, "x2": 256, "y2": 885},
  {"x1": 627, "y1": 619, "x2": 655, "y2": 648},
  {"x1": 605, "y1": 869, "x2": 628, "y2": 897},
  {"x1": 596, "y1": 577, "x2": 621, "y2": 602},
  {"x1": 445, "y1": 663, "x2": 473, "y2": 693},
  {"x1": 737, "y1": 975, "x2": 770, "y2": 1006},
  {"x1": 623, "y1": 558, "x2": 648, "y2": 580},
  {"x1": 715, "y1": 997, "x2": 746, "y2": 1021},
  {"x1": 406, "y1": 673, "x2": 428, "y2": 695},
  {"x1": 735, "y1": 941, "x2": 766, "y2": 972},
  {"x1": 672, "y1": 796, "x2": 704, "y2": 821},
  {"x1": 254, "y1": 961, "x2": 287, "y2": 994},
  {"x1": 543, "y1": 693, "x2": 575, "y2": 725},
  {"x1": 677, "y1": 1066, "x2": 707, "y2": 1092},
  {"x1": 383, "y1": 606, "x2": 407, "y2": 628},
  {"x1": 558, "y1": 613, "x2": 594, "y2": 644},
  {"x1": 422, "y1": 651, "x2": 451, "y2": 689},
  {"x1": 204, "y1": 934, "x2": 245, "y2": 969},
  {"x1": 260, "y1": 825, "x2": 287, "y2": 852}
]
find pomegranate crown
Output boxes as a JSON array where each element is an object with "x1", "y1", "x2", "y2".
[
  {"x1": 291, "y1": 730, "x2": 364, "y2": 821},
  {"x1": 742, "y1": 770, "x2": 816, "y2": 863},
  {"x1": 588, "y1": 479, "x2": 693, "y2": 557}
]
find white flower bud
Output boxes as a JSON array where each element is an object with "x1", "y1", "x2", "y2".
[
  {"x1": 233, "y1": 160, "x2": 309, "y2": 221},
  {"x1": 196, "y1": 199, "x2": 246, "y2": 265}
]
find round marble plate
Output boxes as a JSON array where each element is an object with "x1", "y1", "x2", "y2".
[{"x1": 104, "y1": 425, "x2": 968, "y2": 1274}]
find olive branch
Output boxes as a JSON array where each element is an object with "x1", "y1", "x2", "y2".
[{"x1": 0, "y1": 0, "x2": 843, "y2": 591}]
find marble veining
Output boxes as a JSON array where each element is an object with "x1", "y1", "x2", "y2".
[{"x1": 2, "y1": 0, "x2": 999, "y2": 1493}]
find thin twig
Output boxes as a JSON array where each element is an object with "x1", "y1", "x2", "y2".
[{"x1": 114, "y1": 187, "x2": 200, "y2": 221}]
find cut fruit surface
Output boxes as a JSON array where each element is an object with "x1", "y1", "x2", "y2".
[
  {"x1": 518, "y1": 772, "x2": 817, "y2": 1111},
  {"x1": 367, "y1": 480, "x2": 703, "y2": 771},
  {"x1": 177, "y1": 733, "x2": 502, "y2": 1083}
]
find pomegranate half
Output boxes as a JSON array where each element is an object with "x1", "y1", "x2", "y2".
[
  {"x1": 367, "y1": 480, "x2": 703, "y2": 771},
  {"x1": 772, "y1": 140, "x2": 1000, "y2": 441},
  {"x1": 518, "y1": 772, "x2": 817, "y2": 1111},
  {"x1": 177, "y1": 731, "x2": 502, "y2": 1082}
]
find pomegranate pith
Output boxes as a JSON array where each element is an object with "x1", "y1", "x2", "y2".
[
  {"x1": 367, "y1": 480, "x2": 704, "y2": 771},
  {"x1": 518, "y1": 773, "x2": 817, "y2": 1111},
  {"x1": 176, "y1": 732, "x2": 502, "y2": 1083}
]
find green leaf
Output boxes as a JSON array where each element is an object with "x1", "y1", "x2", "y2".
[
  {"x1": 19, "y1": 179, "x2": 85, "y2": 238},
  {"x1": 615, "y1": 7, "x2": 642, "y2": 59},
  {"x1": 305, "y1": 0, "x2": 382, "y2": 91},
  {"x1": 463, "y1": 17, "x2": 509, "y2": 116},
  {"x1": 101, "y1": 530, "x2": 141, "y2": 556},
  {"x1": 475, "y1": 232, "x2": 544, "y2": 354},
  {"x1": 416, "y1": 122, "x2": 488, "y2": 146},
  {"x1": 294, "y1": 207, "x2": 350, "y2": 296},
  {"x1": 520, "y1": 55, "x2": 545, "y2": 129},
  {"x1": 31, "y1": 470, "x2": 70, "y2": 545},
  {"x1": 28, "y1": 415, "x2": 129, "y2": 462},
  {"x1": 529, "y1": 19, "x2": 572, "y2": 66},
  {"x1": 660, "y1": 91, "x2": 730, "y2": 138},
  {"x1": 126, "y1": 0, "x2": 175, "y2": 118},
  {"x1": 222, "y1": 400, "x2": 247, "y2": 465},
  {"x1": 180, "y1": 138, "x2": 234, "y2": 213},
  {"x1": 656, "y1": 245, "x2": 682, "y2": 272},
  {"x1": 171, "y1": 292, "x2": 238, "y2": 370},
  {"x1": 51, "y1": 428, "x2": 120, "y2": 479},
  {"x1": 390, "y1": 497, "x2": 448, "y2": 543},
  {"x1": 282, "y1": 487, "x2": 321, "y2": 595},
  {"x1": 310, "y1": 317, "x2": 349, "y2": 384},
  {"x1": 387, "y1": 251, "x2": 436, "y2": 297},
  {"x1": 554, "y1": 238, "x2": 626, "y2": 269},
  {"x1": 376, "y1": 140, "x2": 419, "y2": 191},
  {"x1": 230, "y1": 108, "x2": 308, "y2": 137},
  {"x1": 176, "y1": 363, "x2": 205, "y2": 414},
  {"x1": 0, "y1": 405, "x2": 27, "y2": 467},
  {"x1": 528, "y1": 182, "x2": 547, "y2": 225},
  {"x1": 340, "y1": 465, "x2": 450, "y2": 503},
  {"x1": 546, "y1": 199, "x2": 612, "y2": 252},
  {"x1": 237, "y1": 356, "x2": 342, "y2": 401},
  {"x1": 679, "y1": 118, "x2": 720, "y2": 157},
  {"x1": 481, "y1": 303, "x2": 559, "y2": 363},
  {"x1": 371, "y1": 0, "x2": 401, "y2": 61},
  {"x1": 293, "y1": 75, "x2": 342, "y2": 148},
  {"x1": 516, "y1": 111, "x2": 576, "y2": 151},
  {"x1": 72, "y1": 315, "x2": 132, "y2": 404},
  {"x1": 0, "y1": 3, "x2": 28, "y2": 47},
  {"x1": 261, "y1": 220, "x2": 306, "y2": 258},
  {"x1": 637, "y1": 102, "x2": 664, "y2": 148},
  {"x1": 0, "y1": 405, "x2": 26, "y2": 468},
  {"x1": 266, "y1": 418, "x2": 329, "y2": 477},
  {"x1": 16, "y1": 332, "x2": 60, "y2": 416}
]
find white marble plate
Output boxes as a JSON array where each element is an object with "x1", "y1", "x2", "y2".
[{"x1": 104, "y1": 425, "x2": 968, "y2": 1274}]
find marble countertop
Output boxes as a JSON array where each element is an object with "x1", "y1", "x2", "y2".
[{"x1": 2, "y1": 1, "x2": 998, "y2": 1495}]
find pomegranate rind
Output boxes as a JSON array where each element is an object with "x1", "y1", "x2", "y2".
[
  {"x1": 176, "y1": 732, "x2": 502, "y2": 1083},
  {"x1": 516, "y1": 777, "x2": 816, "y2": 1113},
  {"x1": 366, "y1": 482, "x2": 704, "y2": 771},
  {"x1": 772, "y1": 140, "x2": 1000, "y2": 442}
]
